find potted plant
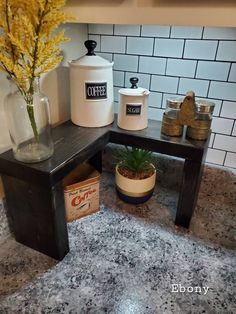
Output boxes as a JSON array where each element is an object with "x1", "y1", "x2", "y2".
[{"x1": 115, "y1": 146, "x2": 156, "y2": 204}]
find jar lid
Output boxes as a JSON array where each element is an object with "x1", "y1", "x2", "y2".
[
  {"x1": 195, "y1": 99, "x2": 215, "y2": 113},
  {"x1": 69, "y1": 40, "x2": 113, "y2": 69},
  {"x1": 166, "y1": 97, "x2": 183, "y2": 109},
  {"x1": 119, "y1": 77, "x2": 150, "y2": 96}
]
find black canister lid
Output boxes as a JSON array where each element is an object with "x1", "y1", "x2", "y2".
[
  {"x1": 85, "y1": 40, "x2": 97, "y2": 56},
  {"x1": 69, "y1": 39, "x2": 113, "y2": 68},
  {"x1": 130, "y1": 77, "x2": 139, "y2": 89}
]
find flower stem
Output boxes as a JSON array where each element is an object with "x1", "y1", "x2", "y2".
[{"x1": 26, "y1": 104, "x2": 39, "y2": 142}]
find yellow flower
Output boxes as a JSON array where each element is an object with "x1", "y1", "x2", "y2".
[{"x1": 0, "y1": 0, "x2": 73, "y2": 100}]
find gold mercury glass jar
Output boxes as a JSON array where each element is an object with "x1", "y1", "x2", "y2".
[
  {"x1": 187, "y1": 100, "x2": 215, "y2": 140},
  {"x1": 161, "y1": 98, "x2": 183, "y2": 136}
]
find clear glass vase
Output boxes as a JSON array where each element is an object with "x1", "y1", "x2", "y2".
[{"x1": 4, "y1": 80, "x2": 54, "y2": 163}]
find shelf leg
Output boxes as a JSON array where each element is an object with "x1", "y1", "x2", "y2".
[
  {"x1": 88, "y1": 150, "x2": 103, "y2": 173},
  {"x1": 2, "y1": 175, "x2": 69, "y2": 260},
  {"x1": 175, "y1": 159, "x2": 204, "y2": 228}
]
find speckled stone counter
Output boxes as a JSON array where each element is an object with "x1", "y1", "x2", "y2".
[
  {"x1": 0, "y1": 198, "x2": 11, "y2": 242},
  {"x1": 0, "y1": 149, "x2": 235, "y2": 313}
]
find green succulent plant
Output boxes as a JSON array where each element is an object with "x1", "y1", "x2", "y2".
[{"x1": 117, "y1": 146, "x2": 154, "y2": 173}]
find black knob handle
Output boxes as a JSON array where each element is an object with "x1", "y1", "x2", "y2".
[
  {"x1": 130, "y1": 77, "x2": 139, "y2": 89},
  {"x1": 85, "y1": 40, "x2": 97, "y2": 56}
]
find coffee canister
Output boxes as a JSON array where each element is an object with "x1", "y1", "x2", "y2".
[
  {"x1": 118, "y1": 77, "x2": 150, "y2": 131},
  {"x1": 69, "y1": 40, "x2": 114, "y2": 127}
]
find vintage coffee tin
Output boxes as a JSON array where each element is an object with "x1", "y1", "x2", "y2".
[
  {"x1": 63, "y1": 163, "x2": 100, "y2": 222},
  {"x1": 69, "y1": 40, "x2": 114, "y2": 127},
  {"x1": 118, "y1": 77, "x2": 150, "y2": 131}
]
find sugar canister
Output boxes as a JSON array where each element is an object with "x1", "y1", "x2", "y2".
[{"x1": 118, "y1": 77, "x2": 150, "y2": 131}]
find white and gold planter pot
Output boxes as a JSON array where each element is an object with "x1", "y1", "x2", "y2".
[{"x1": 115, "y1": 164, "x2": 156, "y2": 204}]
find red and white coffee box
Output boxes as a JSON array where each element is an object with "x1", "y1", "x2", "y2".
[{"x1": 63, "y1": 163, "x2": 100, "y2": 222}]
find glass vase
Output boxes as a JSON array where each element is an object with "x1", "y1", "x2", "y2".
[{"x1": 4, "y1": 80, "x2": 54, "y2": 163}]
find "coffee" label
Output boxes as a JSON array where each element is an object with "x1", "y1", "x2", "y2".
[
  {"x1": 126, "y1": 104, "x2": 142, "y2": 115},
  {"x1": 85, "y1": 82, "x2": 107, "y2": 100}
]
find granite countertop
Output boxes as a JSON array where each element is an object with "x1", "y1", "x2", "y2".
[{"x1": 0, "y1": 151, "x2": 235, "y2": 314}]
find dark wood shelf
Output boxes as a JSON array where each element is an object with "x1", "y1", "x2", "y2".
[{"x1": 0, "y1": 114, "x2": 209, "y2": 260}]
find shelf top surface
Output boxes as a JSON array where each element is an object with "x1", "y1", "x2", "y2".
[{"x1": 0, "y1": 116, "x2": 209, "y2": 184}]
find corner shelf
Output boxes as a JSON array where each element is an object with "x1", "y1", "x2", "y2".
[{"x1": 0, "y1": 115, "x2": 210, "y2": 260}]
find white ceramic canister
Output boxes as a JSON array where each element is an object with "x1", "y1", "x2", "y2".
[
  {"x1": 69, "y1": 40, "x2": 114, "y2": 127},
  {"x1": 118, "y1": 77, "x2": 150, "y2": 131}
]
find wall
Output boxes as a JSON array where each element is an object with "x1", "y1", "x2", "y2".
[{"x1": 88, "y1": 24, "x2": 236, "y2": 169}]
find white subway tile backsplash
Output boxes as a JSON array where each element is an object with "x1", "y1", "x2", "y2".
[
  {"x1": 88, "y1": 35, "x2": 101, "y2": 50},
  {"x1": 127, "y1": 37, "x2": 154, "y2": 55},
  {"x1": 88, "y1": 24, "x2": 236, "y2": 168},
  {"x1": 221, "y1": 101, "x2": 236, "y2": 119},
  {"x1": 149, "y1": 92, "x2": 163, "y2": 108},
  {"x1": 184, "y1": 40, "x2": 217, "y2": 60},
  {"x1": 97, "y1": 52, "x2": 113, "y2": 62},
  {"x1": 139, "y1": 56, "x2": 166, "y2": 75},
  {"x1": 208, "y1": 82, "x2": 236, "y2": 102},
  {"x1": 154, "y1": 39, "x2": 184, "y2": 58},
  {"x1": 125, "y1": 72, "x2": 150, "y2": 90},
  {"x1": 148, "y1": 107, "x2": 164, "y2": 121},
  {"x1": 209, "y1": 133, "x2": 215, "y2": 147},
  {"x1": 114, "y1": 87, "x2": 120, "y2": 103},
  {"x1": 141, "y1": 25, "x2": 170, "y2": 38},
  {"x1": 233, "y1": 122, "x2": 236, "y2": 136},
  {"x1": 171, "y1": 26, "x2": 203, "y2": 39},
  {"x1": 229, "y1": 64, "x2": 236, "y2": 82},
  {"x1": 166, "y1": 59, "x2": 197, "y2": 78},
  {"x1": 101, "y1": 36, "x2": 125, "y2": 53},
  {"x1": 217, "y1": 41, "x2": 236, "y2": 62},
  {"x1": 224, "y1": 152, "x2": 236, "y2": 168},
  {"x1": 151, "y1": 75, "x2": 179, "y2": 94},
  {"x1": 114, "y1": 101, "x2": 119, "y2": 114},
  {"x1": 206, "y1": 148, "x2": 226, "y2": 165},
  {"x1": 113, "y1": 71, "x2": 125, "y2": 87},
  {"x1": 178, "y1": 78, "x2": 209, "y2": 97},
  {"x1": 211, "y1": 117, "x2": 234, "y2": 135},
  {"x1": 203, "y1": 27, "x2": 236, "y2": 40},
  {"x1": 113, "y1": 54, "x2": 138, "y2": 72},
  {"x1": 89, "y1": 24, "x2": 113, "y2": 35},
  {"x1": 209, "y1": 99, "x2": 222, "y2": 116},
  {"x1": 114, "y1": 25, "x2": 140, "y2": 36},
  {"x1": 196, "y1": 61, "x2": 230, "y2": 81},
  {"x1": 214, "y1": 134, "x2": 236, "y2": 153}
]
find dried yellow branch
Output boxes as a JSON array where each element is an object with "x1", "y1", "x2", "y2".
[{"x1": 0, "y1": 0, "x2": 73, "y2": 99}]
